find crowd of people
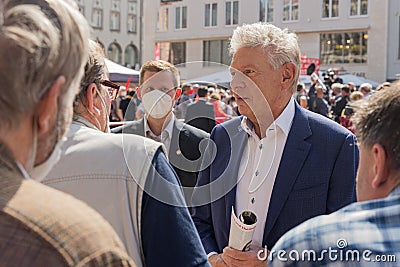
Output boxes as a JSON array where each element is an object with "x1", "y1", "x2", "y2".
[{"x1": 1, "y1": 1, "x2": 399, "y2": 266}]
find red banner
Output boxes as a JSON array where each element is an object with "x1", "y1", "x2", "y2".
[{"x1": 300, "y1": 56, "x2": 320, "y2": 76}]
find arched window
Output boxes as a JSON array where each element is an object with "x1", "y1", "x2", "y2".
[
  {"x1": 124, "y1": 44, "x2": 138, "y2": 68},
  {"x1": 107, "y1": 42, "x2": 122, "y2": 63}
]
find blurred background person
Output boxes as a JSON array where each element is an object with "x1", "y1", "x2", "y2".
[
  {"x1": 359, "y1": 82, "x2": 373, "y2": 98},
  {"x1": 209, "y1": 93, "x2": 230, "y2": 124},
  {"x1": 332, "y1": 84, "x2": 350, "y2": 123},
  {"x1": 185, "y1": 86, "x2": 216, "y2": 133},
  {"x1": 340, "y1": 90, "x2": 364, "y2": 133}
]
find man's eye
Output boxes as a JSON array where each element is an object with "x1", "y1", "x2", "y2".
[{"x1": 244, "y1": 69, "x2": 255, "y2": 75}]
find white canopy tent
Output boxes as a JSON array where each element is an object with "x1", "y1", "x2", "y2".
[{"x1": 105, "y1": 59, "x2": 139, "y2": 83}]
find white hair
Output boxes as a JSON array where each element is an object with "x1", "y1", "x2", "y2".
[
  {"x1": 229, "y1": 22, "x2": 300, "y2": 91},
  {"x1": 0, "y1": 0, "x2": 90, "y2": 130}
]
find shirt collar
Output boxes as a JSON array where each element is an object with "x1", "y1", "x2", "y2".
[
  {"x1": 144, "y1": 113, "x2": 175, "y2": 139},
  {"x1": 240, "y1": 98, "x2": 295, "y2": 137}
]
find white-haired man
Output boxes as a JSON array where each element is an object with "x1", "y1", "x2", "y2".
[
  {"x1": 43, "y1": 41, "x2": 209, "y2": 267},
  {"x1": 270, "y1": 84, "x2": 400, "y2": 266},
  {"x1": 192, "y1": 22, "x2": 358, "y2": 267},
  {"x1": 0, "y1": 1, "x2": 133, "y2": 266}
]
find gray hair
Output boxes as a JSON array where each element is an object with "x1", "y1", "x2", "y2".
[
  {"x1": 352, "y1": 83, "x2": 400, "y2": 170},
  {"x1": 0, "y1": 0, "x2": 90, "y2": 130},
  {"x1": 229, "y1": 22, "x2": 300, "y2": 92},
  {"x1": 75, "y1": 40, "x2": 107, "y2": 112}
]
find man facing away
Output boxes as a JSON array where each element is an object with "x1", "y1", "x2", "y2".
[
  {"x1": 192, "y1": 22, "x2": 358, "y2": 267},
  {"x1": 270, "y1": 84, "x2": 400, "y2": 266},
  {"x1": 112, "y1": 60, "x2": 210, "y2": 206},
  {"x1": 185, "y1": 87, "x2": 216, "y2": 133},
  {"x1": 42, "y1": 41, "x2": 209, "y2": 267},
  {"x1": 0, "y1": 1, "x2": 133, "y2": 266}
]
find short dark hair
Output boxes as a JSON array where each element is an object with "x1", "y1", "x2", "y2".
[
  {"x1": 352, "y1": 83, "x2": 400, "y2": 170},
  {"x1": 197, "y1": 87, "x2": 208, "y2": 97},
  {"x1": 342, "y1": 85, "x2": 350, "y2": 94}
]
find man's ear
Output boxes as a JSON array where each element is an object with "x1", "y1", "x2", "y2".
[
  {"x1": 36, "y1": 76, "x2": 65, "y2": 136},
  {"x1": 371, "y1": 143, "x2": 390, "y2": 189},
  {"x1": 174, "y1": 87, "x2": 182, "y2": 100},
  {"x1": 86, "y1": 83, "x2": 98, "y2": 113},
  {"x1": 136, "y1": 87, "x2": 142, "y2": 100},
  {"x1": 282, "y1": 62, "x2": 296, "y2": 87}
]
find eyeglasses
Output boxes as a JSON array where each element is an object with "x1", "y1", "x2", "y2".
[{"x1": 101, "y1": 80, "x2": 120, "y2": 100}]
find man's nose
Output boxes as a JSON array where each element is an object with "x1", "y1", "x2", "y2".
[{"x1": 230, "y1": 71, "x2": 246, "y2": 94}]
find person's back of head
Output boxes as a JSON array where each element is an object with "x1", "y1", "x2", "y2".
[
  {"x1": 197, "y1": 87, "x2": 208, "y2": 98},
  {"x1": 352, "y1": 83, "x2": 400, "y2": 201},
  {"x1": 350, "y1": 91, "x2": 364, "y2": 102},
  {"x1": 0, "y1": 0, "x2": 134, "y2": 266},
  {"x1": 359, "y1": 82, "x2": 372, "y2": 95},
  {"x1": 0, "y1": 0, "x2": 89, "y2": 137}
]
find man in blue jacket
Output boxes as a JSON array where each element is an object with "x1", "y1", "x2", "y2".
[{"x1": 192, "y1": 22, "x2": 358, "y2": 267}]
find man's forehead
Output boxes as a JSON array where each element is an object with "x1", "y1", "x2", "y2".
[
  {"x1": 142, "y1": 70, "x2": 175, "y2": 87},
  {"x1": 230, "y1": 47, "x2": 265, "y2": 69}
]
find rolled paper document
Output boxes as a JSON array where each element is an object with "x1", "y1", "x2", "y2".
[{"x1": 228, "y1": 207, "x2": 257, "y2": 251}]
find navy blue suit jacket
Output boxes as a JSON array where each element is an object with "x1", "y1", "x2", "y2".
[{"x1": 192, "y1": 101, "x2": 359, "y2": 253}]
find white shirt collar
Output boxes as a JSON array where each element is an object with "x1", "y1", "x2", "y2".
[
  {"x1": 241, "y1": 98, "x2": 295, "y2": 137},
  {"x1": 144, "y1": 113, "x2": 175, "y2": 139}
]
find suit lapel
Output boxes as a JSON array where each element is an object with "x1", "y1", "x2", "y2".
[
  {"x1": 263, "y1": 104, "x2": 312, "y2": 242},
  {"x1": 222, "y1": 119, "x2": 249, "y2": 230},
  {"x1": 169, "y1": 119, "x2": 183, "y2": 161}
]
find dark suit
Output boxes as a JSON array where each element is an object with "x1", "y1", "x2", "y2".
[
  {"x1": 185, "y1": 99, "x2": 216, "y2": 133},
  {"x1": 192, "y1": 101, "x2": 359, "y2": 253},
  {"x1": 112, "y1": 118, "x2": 209, "y2": 205}
]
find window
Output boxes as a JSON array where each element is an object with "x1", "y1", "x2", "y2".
[
  {"x1": 260, "y1": 0, "x2": 274, "y2": 22},
  {"x1": 320, "y1": 32, "x2": 368, "y2": 64},
  {"x1": 127, "y1": 15, "x2": 137, "y2": 33},
  {"x1": 127, "y1": 1, "x2": 137, "y2": 33},
  {"x1": 283, "y1": 0, "x2": 299, "y2": 21},
  {"x1": 158, "y1": 42, "x2": 186, "y2": 65},
  {"x1": 203, "y1": 40, "x2": 231, "y2": 66},
  {"x1": 322, "y1": 0, "x2": 338, "y2": 18},
  {"x1": 157, "y1": 6, "x2": 169, "y2": 31},
  {"x1": 110, "y1": 11, "x2": 120, "y2": 31},
  {"x1": 108, "y1": 42, "x2": 122, "y2": 64},
  {"x1": 91, "y1": 8, "x2": 103, "y2": 29},
  {"x1": 225, "y1": 1, "x2": 238, "y2": 25},
  {"x1": 175, "y1": 6, "x2": 187, "y2": 29},
  {"x1": 350, "y1": 0, "x2": 367, "y2": 16},
  {"x1": 205, "y1": 3, "x2": 218, "y2": 27},
  {"x1": 125, "y1": 45, "x2": 138, "y2": 67}
]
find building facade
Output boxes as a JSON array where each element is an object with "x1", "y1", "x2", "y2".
[
  {"x1": 143, "y1": 0, "x2": 400, "y2": 83},
  {"x1": 75, "y1": 0, "x2": 141, "y2": 69}
]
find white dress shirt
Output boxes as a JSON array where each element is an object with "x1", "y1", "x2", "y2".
[
  {"x1": 236, "y1": 98, "x2": 295, "y2": 246},
  {"x1": 144, "y1": 114, "x2": 175, "y2": 154}
]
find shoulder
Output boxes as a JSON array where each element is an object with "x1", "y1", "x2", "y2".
[
  {"x1": 176, "y1": 120, "x2": 210, "y2": 140},
  {"x1": 271, "y1": 204, "x2": 358, "y2": 254},
  {"x1": 299, "y1": 106, "x2": 352, "y2": 137},
  {"x1": 111, "y1": 120, "x2": 142, "y2": 134},
  {"x1": 1, "y1": 178, "x2": 132, "y2": 265}
]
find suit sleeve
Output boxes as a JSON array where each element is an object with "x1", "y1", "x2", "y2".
[
  {"x1": 191, "y1": 131, "x2": 220, "y2": 254},
  {"x1": 327, "y1": 133, "x2": 359, "y2": 213},
  {"x1": 141, "y1": 148, "x2": 210, "y2": 267}
]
